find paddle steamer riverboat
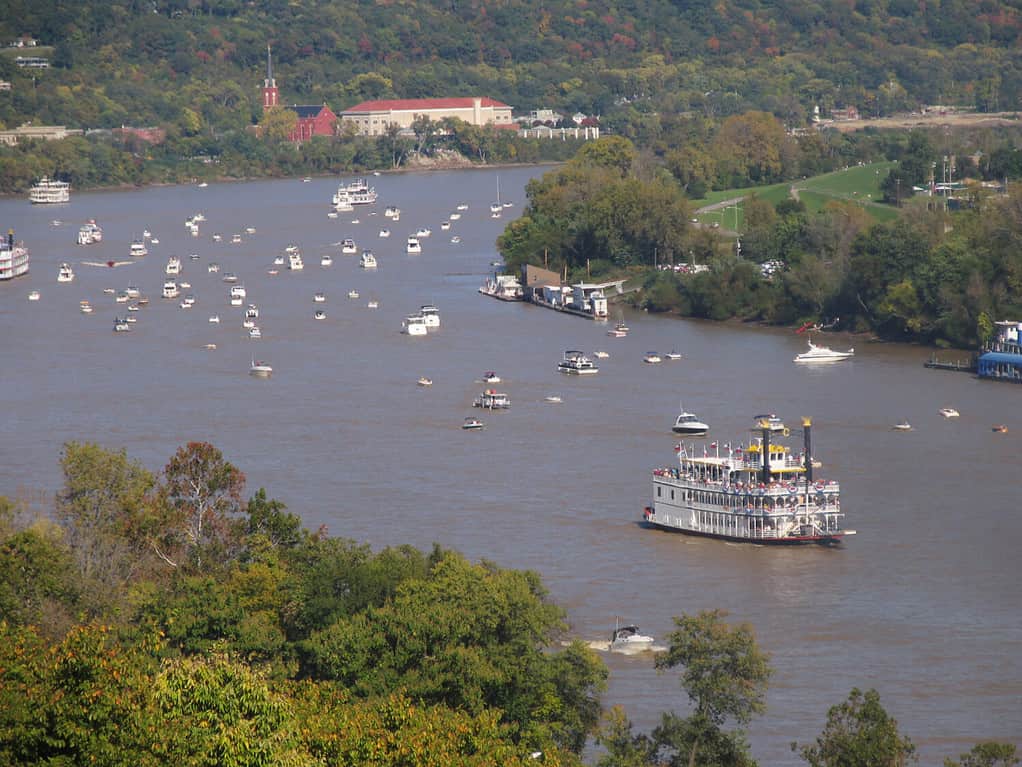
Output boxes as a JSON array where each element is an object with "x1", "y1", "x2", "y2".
[{"x1": 642, "y1": 418, "x2": 851, "y2": 545}]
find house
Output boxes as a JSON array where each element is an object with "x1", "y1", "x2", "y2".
[
  {"x1": 260, "y1": 46, "x2": 337, "y2": 142},
  {"x1": 340, "y1": 97, "x2": 513, "y2": 136},
  {"x1": 830, "y1": 106, "x2": 860, "y2": 121}
]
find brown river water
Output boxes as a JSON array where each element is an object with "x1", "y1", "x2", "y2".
[{"x1": 1, "y1": 167, "x2": 1019, "y2": 764}]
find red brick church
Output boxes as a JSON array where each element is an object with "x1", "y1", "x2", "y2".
[{"x1": 261, "y1": 46, "x2": 337, "y2": 143}]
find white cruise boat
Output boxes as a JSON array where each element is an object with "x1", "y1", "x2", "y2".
[
  {"x1": 360, "y1": 250, "x2": 377, "y2": 269},
  {"x1": 406, "y1": 236, "x2": 422, "y2": 255},
  {"x1": 341, "y1": 239, "x2": 357, "y2": 255},
  {"x1": 129, "y1": 239, "x2": 148, "y2": 258},
  {"x1": 609, "y1": 623, "x2": 655, "y2": 652},
  {"x1": 288, "y1": 249, "x2": 304, "y2": 270},
  {"x1": 162, "y1": 279, "x2": 180, "y2": 299},
  {"x1": 57, "y1": 262, "x2": 75, "y2": 283},
  {"x1": 672, "y1": 410, "x2": 709, "y2": 437},
  {"x1": 402, "y1": 315, "x2": 428, "y2": 336},
  {"x1": 419, "y1": 305, "x2": 440, "y2": 329},
  {"x1": 558, "y1": 350, "x2": 599, "y2": 375},
  {"x1": 29, "y1": 177, "x2": 70, "y2": 204},
  {"x1": 165, "y1": 256, "x2": 181, "y2": 275},
  {"x1": 793, "y1": 339, "x2": 854, "y2": 363},
  {"x1": 643, "y1": 418, "x2": 850, "y2": 546},
  {"x1": 333, "y1": 178, "x2": 377, "y2": 206},
  {"x1": 0, "y1": 230, "x2": 30, "y2": 281},
  {"x1": 76, "y1": 220, "x2": 103, "y2": 245}
]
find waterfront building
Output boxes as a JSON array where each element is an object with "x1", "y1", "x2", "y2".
[
  {"x1": 341, "y1": 97, "x2": 513, "y2": 137},
  {"x1": 977, "y1": 321, "x2": 1022, "y2": 383}
]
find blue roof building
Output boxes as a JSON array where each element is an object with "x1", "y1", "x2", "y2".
[{"x1": 977, "y1": 321, "x2": 1022, "y2": 383}]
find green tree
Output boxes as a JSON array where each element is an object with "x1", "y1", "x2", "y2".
[
  {"x1": 259, "y1": 107, "x2": 298, "y2": 143},
  {"x1": 794, "y1": 687, "x2": 917, "y2": 767},
  {"x1": 945, "y1": 743, "x2": 1019, "y2": 767},
  {"x1": 654, "y1": 610, "x2": 772, "y2": 767}
]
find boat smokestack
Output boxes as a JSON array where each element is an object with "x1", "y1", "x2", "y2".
[
  {"x1": 803, "y1": 417, "x2": 813, "y2": 483},
  {"x1": 760, "y1": 420, "x2": 771, "y2": 484},
  {"x1": 7, "y1": 229, "x2": 12, "y2": 249}
]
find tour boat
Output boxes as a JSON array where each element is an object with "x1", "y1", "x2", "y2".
[
  {"x1": 360, "y1": 250, "x2": 377, "y2": 269},
  {"x1": 333, "y1": 178, "x2": 377, "y2": 206},
  {"x1": 29, "y1": 177, "x2": 70, "y2": 204},
  {"x1": 473, "y1": 389, "x2": 511, "y2": 410},
  {"x1": 406, "y1": 236, "x2": 422, "y2": 255},
  {"x1": 57, "y1": 262, "x2": 74, "y2": 283},
  {"x1": 0, "y1": 230, "x2": 30, "y2": 281},
  {"x1": 643, "y1": 418, "x2": 851, "y2": 545},
  {"x1": 558, "y1": 350, "x2": 598, "y2": 375},
  {"x1": 794, "y1": 339, "x2": 854, "y2": 363}
]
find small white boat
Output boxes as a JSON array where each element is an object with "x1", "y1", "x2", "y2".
[
  {"x1": 249, "y1": 326, "x2": 262, "y2": 339},
  {"x1": 481, "y1": 372, "x2": 501, "y2": 384},
  {"x1": 360, "y1": 251, "x2": 377, "y2": 269},
  {"x1": 607, "y1": 329, "x2": 627, "y2": 338},
  {"x1": 794, "y1": 339, "x2": 854, "y2": 363},
  {"x1": 348, "y1": 289, "x2": 360, "y2": 299},
  {"x1": 27, "y1": 290, "x2": 41, "y2": 301},
  {"x1": 245, "y1": 227, "x2": 255, "y2": 234},
  {"x1": 113, "y1": 318, "x2": 131, "y2": 332},
  {"x1": 273, "y1": 255, "x2": 285, "y2": 265},
  {"x1": 231, "y1": 234, "x2": 242, "y2": 244},
  {"x1": 57, "y1": 262, "x2": 75, "y2": 283},
  {"x1": 314, "y1": 310, "x2": 326, "y2": 320},
  {"x1": 417, "y1": 377, "x2": 433, "y2": 387},
  {"x1": 406, "y1": 236, "x2": 421, "y2": 255},
  {"x1": 403, "y1": 315, "x2": 428, "y2": 336},
  {"x1": 189, "y1": 254, "x2": 200, "y2": 261},
  {"x1": 753, "y1": 414, "x2": 787, "y2": 434},
  {"x1": 249, "y1": 359, "x2": 272, "y2": 377},
  {"x1": 212, "y1": 233, "x2": 222, "y2": 242},
  {"x1": 197, "y1": 182, "x2": 209, "y2": 188},
  {"x1": 327, "y1": 211, "x2": 339, "y2": 219},
  {"x1": 341, "y1": 239, "x2": 357, "y2": 255},
  {"x1": 230, "y1": 295, "x2": 243, "y2": 306},
  {"x1": 456, "y1": 203, "x2": 468, "y2": 211},
  {"x1": 321, "y1": 254, "x2": 333, "y2": 267},
  {"x1": 939, "y1": 408, "x2": 960, "y2": 418},
  {"x1": 415, "y1": 227, "x2": 432, "y2": 238},
  {"x1": 230, "y1": 285, "x2": 246, "y2": 298},
  {"x1": 384, "y1": 206, "x2": 400, "y2": 218},
  {"x1": 672, "y1": 410, "x2": 709, "y2": 437},
  {"x1": 103, "y1": 288, "x2": 115, "y2": 294},
  {"x1": 643, "y1": 352, "x2": 663, "y2": 364},
  {"x1": 544, "y1": 395, "x2": 563, "y2": 404},
  {"x1": 150, "y1": 238, "x2": 160, "y2": 245},
  {"x1": 165, "y1": 256, "x2": 181, "y2": 275},
  {"x1": 379, "y1": 229, "x2": 391, "y2": 238},
  {"x1": 245, "y1": 304, "x2": 259, "y2": 319},
  {"x1": 351, "y1": 218, "x2": 360, "y2": 224},
  {"x1": 115, "y1": 292, "x2": 129, "y2": 303},
  {"x1": 367, "y1": 300, "x2": 379, "y2": 309},
  {"x1": 313, "y1": 292, "x2": 326, "y2": 303},
  {"x1": 440, "y1": 221, "x2": 451, "y2": 231},
  {"x1": 665, "y1": 351, "x2": 683, "y2": 360},
  {"x1": 609, "y1": 623, "x2": 655, "y2": 652},
  {"x1": 208, "y1": 315, "x2": 220, "y2": 324},
  {"x1": 242, "y1": 318, "x2": 255, "y2": 329},
  {"x1": 450, "y1": 236, "x2": 461, "y2": 244},
  {"x1": 127, "y1": 303, "x2": 140, "y2": 312},
  {"x1": 179, "y1": 294, "x2": 196, "y2": 309},
  {"x1": 79, "y1": 301, "x2": 92, "y2": 314},
  {"x1": 449, "y1": 212, "x2": 462, "y2": 220},
  {"x1": 462, "y1": 417, "x2": 485, "y2": 430},
  {"x1": 222, "y1": 272, "x2": 238, "y2": 283},
  {"x1": 593, "y1": 351, "x2": 610, "y2": 359},
  {"x1": 208, "y1": 262, "x2": 220, "y2": 273},
  {"x1": 892, "y1": 421, "x2": 912, "y2": 431},
  {"x1": 142, "y1": 229, "x2": 152, "y2": 240},
  {"x1": 162, "y1": 279, "x2": 180, "y2": 299},
  {"x1": 180, "y1": 281, "x2": 191, "y2": 289}
]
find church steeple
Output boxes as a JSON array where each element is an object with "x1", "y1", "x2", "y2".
[{"x1": 262, "y1": 44, "x2": 278, "y2": 110}]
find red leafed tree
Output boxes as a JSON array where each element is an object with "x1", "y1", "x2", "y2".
[{"x1": 154, "y1": 442, "x2": 245, "y2": 570}]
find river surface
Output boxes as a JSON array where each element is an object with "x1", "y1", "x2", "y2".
[{"x1": 1, "y1": 168, "x2": 1019, "y2": 764}]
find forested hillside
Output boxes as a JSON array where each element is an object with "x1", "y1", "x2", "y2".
[{"x1": 1, "y1": 0, "x2": 1020, "y2": 136}]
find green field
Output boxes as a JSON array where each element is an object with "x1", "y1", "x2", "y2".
[{"x1": 692, "y1": 161, "x2": 898, "y2": 230}]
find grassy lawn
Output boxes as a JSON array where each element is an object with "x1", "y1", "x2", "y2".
[{"x1": 692, "y1": 161, "x2": 899, "y2": 229}]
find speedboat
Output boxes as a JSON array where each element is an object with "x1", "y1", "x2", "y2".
[
  {"x1": 314, "y1": 310, "x2": 326, "y2": 320},
  {"x1": 643, "y1": 352, "x2": 662, "y2": 364},
  {"x1": 320, "y1": 254, "x2": 333, "y2": 267},
  {"x1": 462, "y1": 417, "x2": 485, "y2": 430},
  {"x1": 939, "y1": 408, "x2": 960, "y2": 418},
  {"x1": 609, "y1": 623, "x2": 654, "y2": 652},
  {"x1": 794, "y1": 339, "x2": 854, "y2": 363},
  {"x1": 481, "y1": 372, "x2": 501, "y2": 384},
  {"x1": 665, "y1": 351, "x2": 683, "y2": 360},
  {"x1": 57, "y1": 262, "x2": 74, "y2": 283},
  {"x1": 544, "y1": 395, "x2": 563, "y2": 404},
  {"x1": 672, "y1": 411, "x2": 709, "y2": 436},
  {"x1": 593, "y1": 351, "x2": 610, "y2": 359},
  {"x1": 249, "y1": 359, "x2": 272, "y2": 377},
  {"x1": 360, "y1": 250, "x2": 377, "y2": 269},
  {"x1": 348, "y1": 289, "x2": 360, "y2": 299},
  {"x1": 208, "y1": 315, "x2": 220, "y2": 324},
  {"x1": 313, "y1": 292, "x2": 326, "y2": 303},
  {"x1": 992, "y1": 424, "x2": 1008, "y2": 433},
  {"x1": 341, "y1": 239, "x2": 357, "y2": 255},
  {"x1": 28, "y1": 290, "x2": 41, "y2": 301},
  {"x1": 417, "y1": 377, "x2": 433, "y2": 387},
  {"x1": 892, "y1": 421, "x2": 912, "y2": 431},
  {"x1": 379, "y1": 229, "x2": 391, "y2": 238},
  {"x1": 753, "y1": 414, "x2": 787, "y2": 434},
  {"x1": 558, "y1": 350, "x2": 598, "y2": 375}
]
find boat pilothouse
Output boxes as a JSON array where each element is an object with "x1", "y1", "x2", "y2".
[{"x1": 643, "y1": 418, "x2": 851, "y2": 545}]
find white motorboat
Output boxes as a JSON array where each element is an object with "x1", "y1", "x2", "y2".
[
  {"x1": 449, "y1": 212, "x2": 461, "y2": 220},
  {"x1": 643, "y1": 352, "x2": 662, "y2": 364},
  {"x1": 115, "y1": 291, "x2": 129, "y2": 303},
  {"x1": 249, "y1": 326, "x2": 262, "y2": 339},
  {"x1": 609, "y1": 623, "x2": 655, "y2": 652},
  {"x1": 162, "y1": 279, "x2": 180, "y2": 299},
  {"x1": 222, "y1": 272, "x2": 238, "y2": 283},
  {"x1": 179, "y1": 295, "x2": 196, "y2": 309},
  {"x1": 406, "y1": 236, "x2": 422, "y2": 255},
  {"x1": 208, "y1": 314, "x2": 220, "y2": 324},
  {"x1": 273, "y1": 255, "x2": 285, "y2": 266},
  {"x1": 462, "y1": 417, "x2": 485, "y2": 430},
  {"x1": 313, "y1": 292, "x2": 326, "y2": 303},
  {"x1": 57, "y1": 262, "x2": 74, "y2": 283},
  {"x1": 403, "y1": 315, "x2": 428, "y2": 336},
  {"x1": 419, "y1": 304, "x2": 440, "y2": 328},
  {"x1": 327, "y1": 211, "x2": 339, "y2": 219},
  {"x1": 231, "y1": 234, "x2": 242, "y2": 244},
  {"x1": 794, "y1": 339, "x2": 854, "y2": 363},
  {"x1": 288, "y1": 250, "x2": 304, "y2": 270},
  {"x1": 314, "y1": 310, "x2": 326, "y2": 320},
  {"x1": 456, "y1": 203, "x2": 469, "y2": 211},
  {"x1": 212, "y1": 233, "x2": 222, "y2": 242},
  {"x1": 28, "y1": 290, "x2": 41, "y2": 301},
  {"x1": 481, "y1": 372, "x2": 501, "y2": 384},
  {"x1": 665, "y1": 351, "x2": 683, "y2": 360},
  {"x1": 367, "y1": 300, "x2": 379, "y2": 309},
  {"x1": 348, "y1": 289, "x2": 360, "y2": 299},
  {"x1": 753, "y1": 413, "x2": 787, "y2": 434},
  {"x1": 441, "y1": 221, "x2": 451, "y2": 231},
  {"x1": 125, "y1": 285, "x2": 140, "y2": 298},
  {"x1": 450, "y1": 236, "x2": 461, "y2": 244},
  {"x1": 242, "y1": 318, "x2": 255, "y2": 329},
  {"x1": 245, "y1": 304, "x2": 259, "y2": 319},
  {"x1": 165, "y1": 256, "x2": 181, "y2": 275},
  {"x1": 208, "y1": 262, "x2": 220, "y2": 273},
  {"x1": 892, "y1": 421, "x2": 912, "y2": 431},
  {"x1": 384, "y1": 206, "x2": 400, "y2": 218},
  {"x1": 249, "y1": 359, "x2": 272, "y2": 377},
  {"x1": 320, "y1": 254, "x2": 332, "y2": 267},
  {"x1": 341, "y1": 239, "x2": 357, "y2": 255},
  {"x1": 360, "y1": 250, "x2": 377, "y2": 269},
  {"x1": 474, "y1": 389, "x2": 511, "y2": 409},
  {"x1": 379, "y1": 229, "x2": 391, "y2": 238},
  {"x1": 230, "y1": 285, "x2": 246, "y2": 299},
  {"x1": 593, "y1": 350, "x2": 610, "y2": 359},
  {"x1": 189, "y1": 254, "x2": 200, "y2": 261},
  {"x1": 113, "y1": 317, "x2": 131, "y2": 332},
  {"x1": 230, "y1": 295, "x2": 243, "y2": 306},
  {"x1": 415, "y1": 227, "x2": 432, "y2": 238},
  {"x1": 129, "y1": 239, "x2": 148, "y2": 258},
  {"x1": 939, "y1": 408, "x2": 960, "y2": 418},
  {"x1": 672, "y1": 410, "x2": 709, "y2": 437},
  {"x1": 558, "y1": 350, "x2": 598, "y2": 375},
  {"x1": 544, "y1": 395, "x2": 563, "y2": 404},
  {"x1": 417, "y1": 377, "x2": 433, "y2": 387},
  {"x1": 79, "y1": 300, "x2": 92, "y2": 313}
]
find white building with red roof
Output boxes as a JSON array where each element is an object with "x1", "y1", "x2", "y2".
[{"x1": 340, "y1": 97, "x2": 513, "y2": 136}]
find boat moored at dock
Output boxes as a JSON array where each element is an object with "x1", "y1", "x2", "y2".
[{"x1": 643, "y1": 418, "x2": 850, "y2": 545}]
